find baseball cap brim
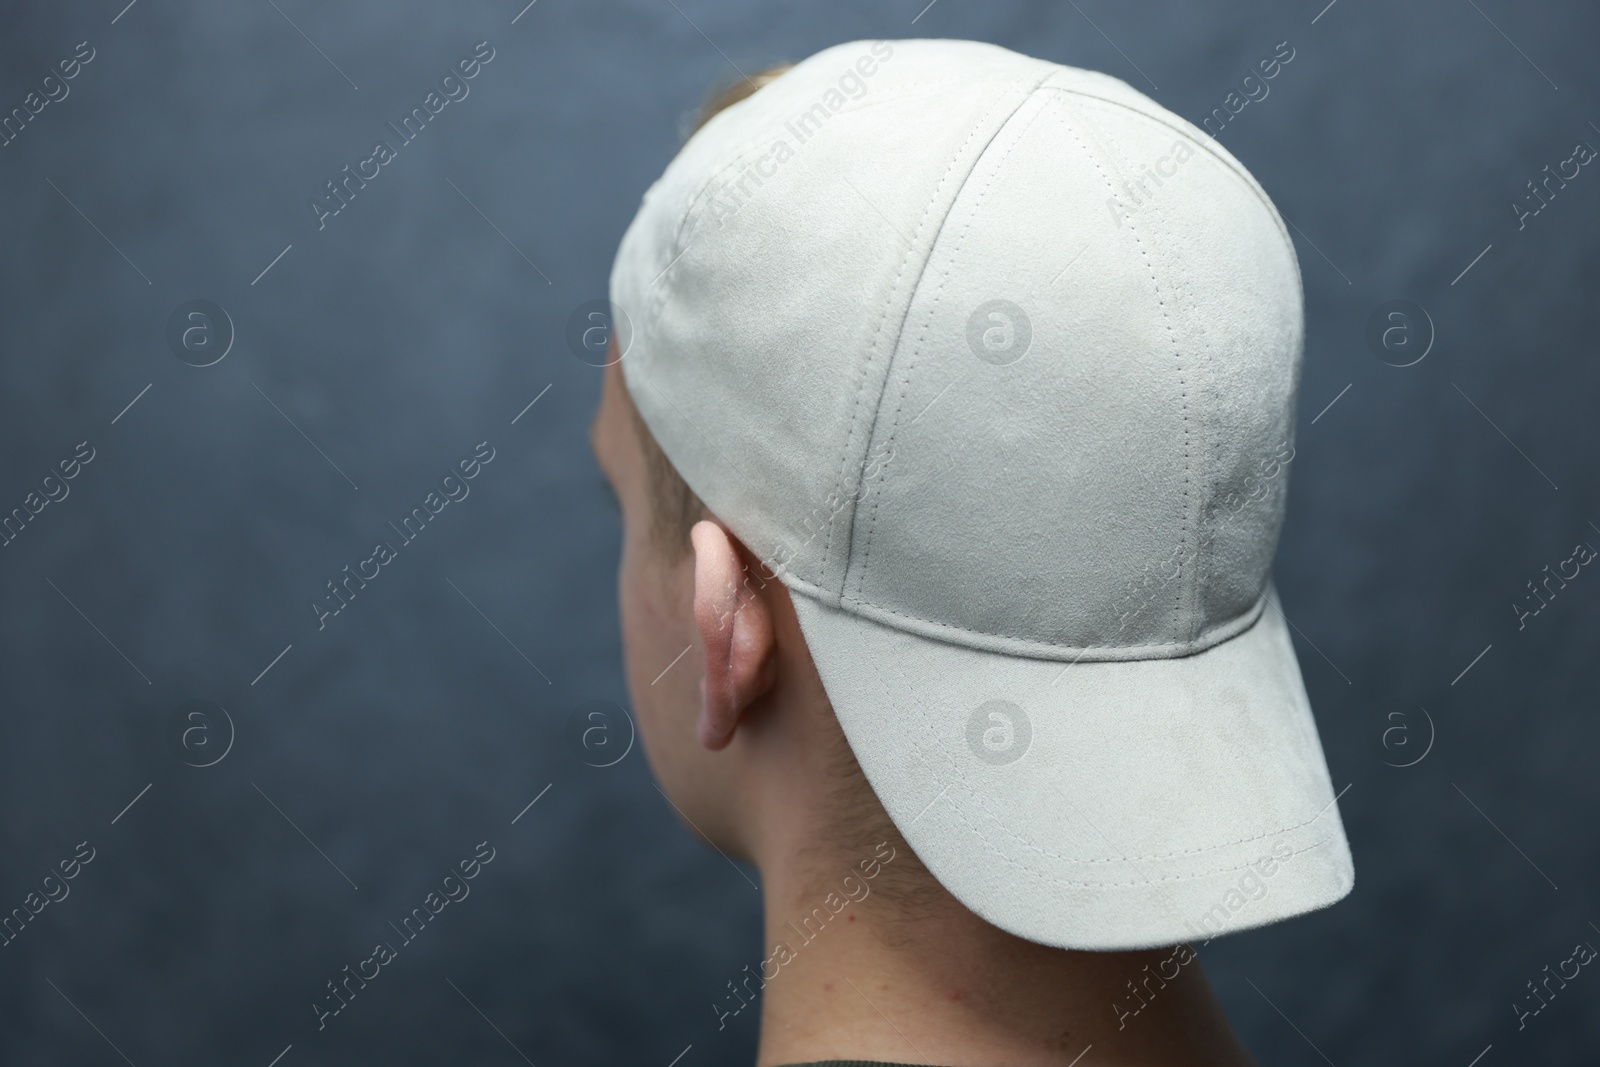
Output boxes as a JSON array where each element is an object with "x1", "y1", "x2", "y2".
[{"x1": 789, "y1": 583, "x2": 1353, "y2": 951}]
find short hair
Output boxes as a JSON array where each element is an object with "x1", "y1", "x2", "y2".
[
  {"x1": 621, "y1": 381, "x2": 707, "y2": 560},
  {"x1": 692, "y1": 66, "x2": 796, "y2": 136}
]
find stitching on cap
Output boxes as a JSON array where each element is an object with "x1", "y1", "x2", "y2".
[
  {"x1": 826, "y1": 69, "x2": 1053, "y2": 596},
  {"x1": 886, "y1": 655, "x2": 1339, "y2": 873},
  {"x1": 1038, "y1": 87, "x2": 1300, "y2": 284},
  {"x1": 1045, "y1": 100, "x2": 1192, "y2": 633},
  {"x1": 811, "y1": 578, "x2": 1267, "y2": 658},
  {"x1": 1054, "y1": 94, "x2": 1212, "y2": 641},
  {"x1": 964, "y1": 786, "x2": 1337, "y2": 867},
  {"x1": 666, "y1": 79, "x2": 987, "y2": 259},
  {"x1": 1061, "y1": 95, "x2": 1290, "y2": 640},
  {"x1": 856, "y1": 86, "x2": 1057, "y2": 592},
  {"x1": 644, "y1": 75, "x2": 1029, "y2": 593},
  {"x1": 889, "y1": 659, "x2": 1337, "y2": 876},
  {"x1": 952, "y1": 817, "x2": 1337, "y2": 889},
  {"x1": 1079, "y1": 97, "x2": 1217, "y2": 641}
]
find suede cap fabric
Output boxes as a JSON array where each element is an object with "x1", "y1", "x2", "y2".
[{"x1": 609, "y1": 38, "x2": 1354, "y2": 950}]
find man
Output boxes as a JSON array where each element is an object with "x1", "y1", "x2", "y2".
[{"x1": 591, "y1": 38, "x2": 1353, "y2": 1066}]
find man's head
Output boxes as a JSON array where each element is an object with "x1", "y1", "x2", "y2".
[
  {"x1": 587, "y1": 64, "x2": 931, "y2": 901},
  {"x1": 601, "y1": 39, "x2": 1353, "y2": 951},
  {"x1": 591, "y1": 336, "x2": 931, "y2": 906}
]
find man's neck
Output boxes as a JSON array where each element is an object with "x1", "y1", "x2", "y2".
[{"x1": 744, "y1": 843, "x2": 1258, "y2": 1067}]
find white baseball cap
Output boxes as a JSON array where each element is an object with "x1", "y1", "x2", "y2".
[{"x1": 609, "y1": 38, "x2": 1353, "y2": 951}]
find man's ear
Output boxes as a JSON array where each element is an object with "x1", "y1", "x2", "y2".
[{"x1": 691, "y1": 520, "x2": 778, "y2": 751}]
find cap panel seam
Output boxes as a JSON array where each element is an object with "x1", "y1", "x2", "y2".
[
  {"x1": 853, "y1": 82, "x2": 1059, "y2": 600},
  {"x1": 663, "y1": 76, "x2": 1005, "y2": 265},
  {"x1": 1043, "y1": 97, "x2": 1195, "y2": 637},
  {"x1": 1059, "y1": 94, "x2": 1302, "y2": 640},
  {"x1": 1053, "y1": 94, "x2": 1217, "y2": 642},
  {"x1": 637, "y1": 74, "x2": 1034, "y2": 594},
  {"x1": 825, "y1": 67, "x2": 1059, "y2": 602},
  {"x1": 1034, "y1": 85, "x2": 1299, "y2": 271}
]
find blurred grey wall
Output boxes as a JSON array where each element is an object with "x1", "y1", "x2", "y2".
[{"x1": 0, "y1": 1, "x2": 1596, "y2": 1064}]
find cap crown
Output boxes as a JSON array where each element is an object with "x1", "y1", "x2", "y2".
[{"x1": 612, "y1": 38, "x2": 1304, "y2": 661}]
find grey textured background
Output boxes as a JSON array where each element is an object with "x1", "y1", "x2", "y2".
[{"x1": 1, "y1": 1, "x2": 1597, "y2": 1064}]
